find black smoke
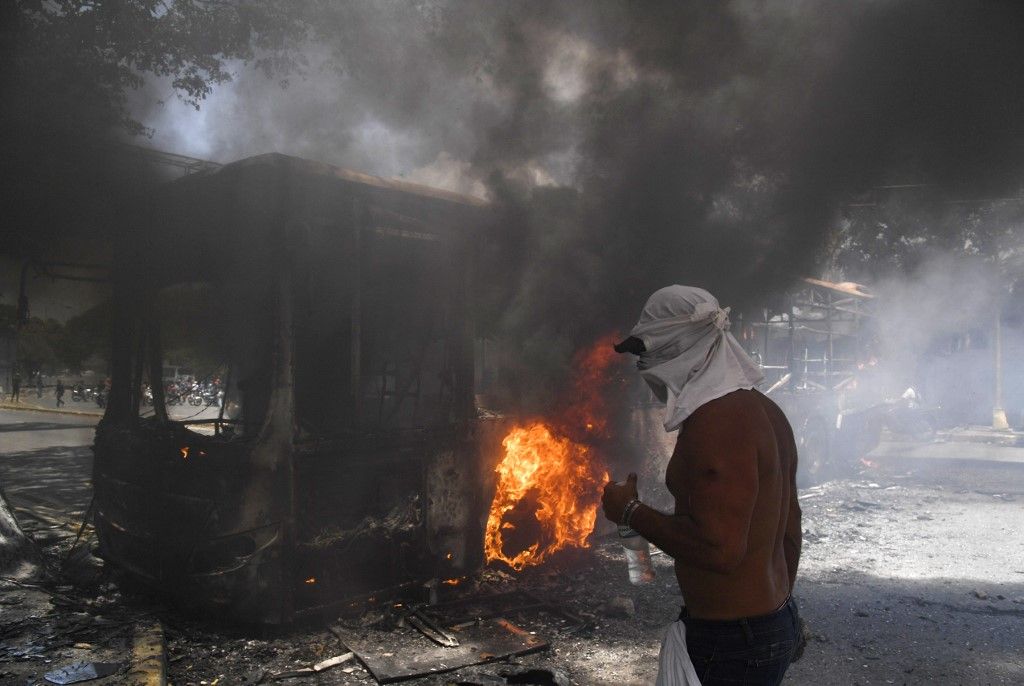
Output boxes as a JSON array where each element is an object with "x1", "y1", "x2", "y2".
[{"x1": 6, "y1": 1, "x2": 1024, "y2": 410}]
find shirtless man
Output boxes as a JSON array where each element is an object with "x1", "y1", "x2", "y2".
[{"x1": 602, "y1": 285, "x2": 802, "y2": 685}]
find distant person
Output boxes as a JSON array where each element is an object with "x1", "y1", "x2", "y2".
[
  {"x1": 36, "y1": 374, "x2": 43, "y2": 398},
  {"x1": 10, "y1": 371, "x2": 21, "y2": 402},
  {"x1": 604, "y1": 286, "x2": 802, "y2": 686},
  {"x1": 55, "y1": 379, "x2": 65, "y2": 407}
]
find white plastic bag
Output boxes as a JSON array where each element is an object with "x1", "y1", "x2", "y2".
[{"x1": 655, "y1": 620, "x2": 702, "y2": 685}]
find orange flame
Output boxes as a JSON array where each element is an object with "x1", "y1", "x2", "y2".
[
  {"x1": 484, "y1": 336, "x2": 619, "y2": 571},
  {"x1": 484, "y1": 423, "x2": 609, "y2": 570},
  {"x1": 559, "y1": 334, "x2": 620, "y2": 439},
  {"x1": 180, "y1": 447, "x2": 189, "y2": 460},
  {"x1": 305, "y1": 577, "x2": 317, "y2": 584},
  {"x1": 442, "y1": 578, "x2": 461, "y2": 586}
]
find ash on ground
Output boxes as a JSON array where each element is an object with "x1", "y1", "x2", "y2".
[{"x1": 4, "y1": 451, "x2": 1024, "y2": 685}]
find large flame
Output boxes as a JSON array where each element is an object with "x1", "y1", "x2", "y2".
[{"x1": 484, "y1": 336, "x2": 619, "y2": 571}]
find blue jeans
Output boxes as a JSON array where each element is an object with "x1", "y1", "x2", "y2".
[{"x1": 681, "y1": 597, "x2": 800, "y2": 685}]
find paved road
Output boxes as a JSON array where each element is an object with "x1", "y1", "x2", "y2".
[
  {"x1": 0, "y1": 409, "x2": 137, "y2": 685},
  {"x1": 2, "y1": 396, "x2": 223, "y2": 420},
  {"x1": 869, "y1": 437, "x2": 1024, "y2": 463},
  {"x1": 0, "y1": 409, "x2": 99, "y2": 523},
  {"x1": 0, "y1": 403, "x2": 220, "y2": 523},
  {"x1": 0, "y1": 407, "x2": 99, "y2": 451},
  {"x1": 3, "y1": 407, "x2": 1024, "y2": 684}
]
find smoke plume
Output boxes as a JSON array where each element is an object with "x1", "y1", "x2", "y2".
[{"x1": 6, "y1": 1, "x2": 1024, "y2": 409}]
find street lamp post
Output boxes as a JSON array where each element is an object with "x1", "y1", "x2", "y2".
[{"x1": 993, "y1": 308, "x2": 1010, "y2": 431}]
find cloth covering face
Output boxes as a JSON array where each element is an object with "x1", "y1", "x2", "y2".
[
  {"x1": 656, "y1": 620, "x2": 702, "y2": 685},
  {"x1": 630, "y1": 285, "x2": 764, "y2": 432}
]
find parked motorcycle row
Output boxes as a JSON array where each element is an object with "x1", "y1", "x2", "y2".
[
  {"x1": 141, "y1": 379, "x2": 224, "y2": 408},
  {"x1": 37, "y1": 376, "x2": 223, "y2": 411},
  {"x1": 70, "y1": 381, "x2": 106, "y2": 408}
]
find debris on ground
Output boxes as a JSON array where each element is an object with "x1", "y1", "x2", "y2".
[
  {"x1": 4, "y1": 434, "x2": 1024, "y2": 684},
  {"x1": 43, "y1": 661, "x2": 122, "y2": 685}
]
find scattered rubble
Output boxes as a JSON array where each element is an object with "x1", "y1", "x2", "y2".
[
  {"x1": 599, "y1": 597, "x2": 636, "y2": 619},
  {"x1": 4, "y1": 435, "x2": 1024, "y2": 684}
]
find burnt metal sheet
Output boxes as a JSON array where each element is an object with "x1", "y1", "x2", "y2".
[
  {"x1": 331, "y1": 590, "x2": 585, "y2": 682},
  {"x1": 334, "y1": 617, "x2": 546, "y2": 683},
  {"x1": 44, "y1": 661, "x2": 122, "y2": 685}
]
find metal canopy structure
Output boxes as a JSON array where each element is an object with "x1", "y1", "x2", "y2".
[{"x1": 755, "y1": 277, "x2": 874, "y2": 394}]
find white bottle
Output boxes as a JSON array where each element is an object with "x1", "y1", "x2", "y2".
[{"x1": 618, "y1": 525, "x2": 656, "y2": 585}]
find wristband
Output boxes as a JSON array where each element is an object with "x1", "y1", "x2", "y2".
[
  {"x1": 625, "y1": 500, "x2": 643, "y2": 529},
  {"x1": 620, "y1": 498, "x2": 642, "y2": 528}
]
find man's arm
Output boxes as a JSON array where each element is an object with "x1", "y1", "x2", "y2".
[{"x1": 628, "y1": 421, "x2": 759, "y2": 574}]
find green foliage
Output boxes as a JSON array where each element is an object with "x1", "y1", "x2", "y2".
[
  {"x1": 61, "y1": 301, "x2": 113, "y2": 371},
  {"x1": 829, "y1": 193, "x2": 1024, "y2": 283},
  {"x1": 154, "y1": 283, "x2": 235, "y2": 378},
  {"x1": 0, "y1": 301, "x2": 111, "y2": 374},
  {"x1": 15, "y1": 317, "x2": 62, "y2": 373},
  {"x1": 4, "y1": 287, "x2": 239, "y2": 377},
  {"x1": 3, "y1": 0, "x2": 309, "y2": 137},
  {"x1": 2, "y1": 1, "x2": 311, "y2": 259},
  {"x1": 0, "y1": 305, "x2": 17, "y2": 331}
]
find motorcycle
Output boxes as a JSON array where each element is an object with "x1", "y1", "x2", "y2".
[
  {"x1": 165, "y1": 384, "x2": 183, "y2": 405},
  {"x1": 201, "y1": 387, "x2": 222, "y2": 407}
]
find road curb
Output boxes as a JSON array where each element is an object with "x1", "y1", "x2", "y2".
[
  {"x1": 126, "y1": 621, "x2": 167, "y2": 686},
  {"x1": 0, "y1": 402, "x2": 103, "y2": 418}
]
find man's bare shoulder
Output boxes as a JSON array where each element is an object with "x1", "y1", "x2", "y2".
[
  {"x1": 684, "y1": 389, "x2": 766, "y2": 429},
  {"x1": 678, "y1": 390, "x2": 764, "y2": 455}
]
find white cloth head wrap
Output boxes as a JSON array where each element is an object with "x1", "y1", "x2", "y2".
[{"x1": 631, "y1": 285, "x2": 764, "y2": 432}]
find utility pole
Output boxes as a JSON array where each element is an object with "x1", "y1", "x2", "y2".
[{"x1": 993, "y1": 308, "x2": 1010, "y2": 431}]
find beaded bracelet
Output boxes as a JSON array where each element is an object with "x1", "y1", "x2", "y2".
[{"x1": 620, "y1": 498, "x2": 643, "y2": 528}]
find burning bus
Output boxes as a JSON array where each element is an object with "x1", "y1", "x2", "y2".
[
  {"x1": 89, "y1": 150, "x2": 894, "y2": 624},
  {"x1": 92, "y1": 153, "x2": 506, "y2": 624}
]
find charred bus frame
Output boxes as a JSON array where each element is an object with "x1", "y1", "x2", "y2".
[{"x1": 93, "y1": 154, "x2": 505, "y2": 624}]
